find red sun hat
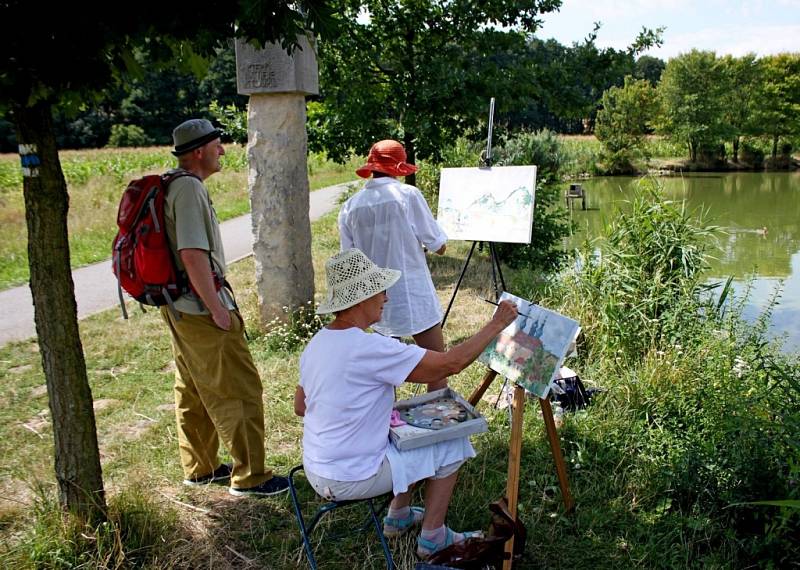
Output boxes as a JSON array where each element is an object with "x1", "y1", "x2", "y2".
[{"x1": 356, "y1": 139, "x2": 419, "y2": 178}]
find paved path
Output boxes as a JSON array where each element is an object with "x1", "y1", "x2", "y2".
[{"x1": 0, "y1": 181, "x2": 355, "y2": 347}]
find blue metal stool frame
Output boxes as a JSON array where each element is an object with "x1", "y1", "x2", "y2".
[{"x1": 288, "y1": 464, "x2": 395, "y2": 569}]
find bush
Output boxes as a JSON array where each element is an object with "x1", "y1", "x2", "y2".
[
  {"x1": 106, "y1": 124, "x2": 151, "y2": 148},
  {"x1": 260, "y1": 302, "x2": 329, "y2": 352},
  {"x1": 492, "y1": 130, "x2": 572, "y2": 270},
  {"x1": 542, "y1": 180, "x2": 800, "y2": 566},
  {"x1": 740, "y1": 142, "x2": 765, "y2": 166}
]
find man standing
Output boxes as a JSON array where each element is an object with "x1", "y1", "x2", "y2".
[{"x1": 161, "y1": 118, "x2": 288, "y2": 496}]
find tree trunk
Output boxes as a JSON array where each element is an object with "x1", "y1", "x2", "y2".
[
  {"x1": 13, "y1": 101, "x2": 106, "y2": 523},
  {"x1": 404, "y1": 132, "x2": 416, "y2": 187},
  {"x1": 733, "y1": 136, "x2": 739, "y2": 163},
  {"x1": 689, "y1": 141, "x2": 697, "y2": 163},
  {"x1": 772, "y1": 134, "x2": 778, "y2": 160}
]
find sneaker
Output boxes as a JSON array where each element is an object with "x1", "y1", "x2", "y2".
[
  {"x1": 229, "y1": 475, "x2": 290, "y2": 497},
  {"x1": 183, "y1": 463, "x2": 232, "y2": 486}
]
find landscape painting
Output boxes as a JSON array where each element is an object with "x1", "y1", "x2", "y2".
[
  {"x1": 478, "y1": 292, "x2": 580, "y2": 399},
  {"x1": 437, "y1": 166, "x2": 536, "y2": 244}
]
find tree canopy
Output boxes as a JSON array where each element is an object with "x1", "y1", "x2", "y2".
[{"x1": 307, "y1": 0, "x2": 562, "y2": 177}]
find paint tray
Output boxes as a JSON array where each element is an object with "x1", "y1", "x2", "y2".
[{"x1": 390, "y1": 387, "x2": 488, "y2": 451}]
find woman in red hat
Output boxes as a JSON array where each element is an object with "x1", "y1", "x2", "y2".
[{"x1": 339, "y1": 140, "x2": 448, "y2": 388}]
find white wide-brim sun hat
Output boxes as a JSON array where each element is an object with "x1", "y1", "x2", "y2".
[{"x1": 317, "y1": 248, "x2": 401, "y2": 315}]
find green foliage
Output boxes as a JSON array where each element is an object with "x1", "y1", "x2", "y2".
[
  {"x1": 492, "y1": 130, "x2": 572, "y2": 270},
  {"x1": 209, "y1": 99, "x2": 248, "y2": 144},
  {"x1": 595, "y1": 76, "x2": 659, "y2": 173},
  {"x1": 310, "y1": 0, "x2": 562, "y2": 165},
  {"x1": 634, "y1": 54, "x2": 665, "y2": 86},
  {"x1": 559, "y1": 179, "x2": 718, "y2": 362},
  {"x1": 718, "y1": 54, "x2": 761, "y2": 162},
  {"x1": 751, "y1": 53, "x2": 800, "y2": 159},
  {"x1": 656, "y1": 50, "x2": 731, "y2": 162},
  {"x1": 520, "y1": 25, "x2": 661, "y2": 132},
  {"x1": 260, "y1": 301, "x2": 329, "y2": 352},
  {"x1": 542, "y1": 181, "x2": 800, "y2": 566},
  {"x1": 106, "y1": 124, "x2": 152, "y2": 147}
]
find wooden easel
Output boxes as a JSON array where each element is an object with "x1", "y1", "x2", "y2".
[{"x1": 468, "y1": 369, "x2": 574, "y2": 570}]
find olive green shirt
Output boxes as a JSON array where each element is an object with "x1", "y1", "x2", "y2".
[{"x1": 164, "y1": 174, "x2": 234, "y2": 315}]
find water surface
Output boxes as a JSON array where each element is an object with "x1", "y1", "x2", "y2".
[{"x1": 562, "y1": 172, "x2": 800, "y2": 351}]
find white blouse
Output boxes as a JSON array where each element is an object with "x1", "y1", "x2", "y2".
[{"x1": 338, "y1": 177, "x2": 447, "y2": 337}]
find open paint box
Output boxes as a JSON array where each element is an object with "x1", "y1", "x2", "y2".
[{"x1": 390, "y1": 387, "x2": 488, "y2": 451}]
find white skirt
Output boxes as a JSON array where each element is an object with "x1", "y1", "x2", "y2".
[{"x1": 384, "y1": 437, "x2": 476, "y2": 495}]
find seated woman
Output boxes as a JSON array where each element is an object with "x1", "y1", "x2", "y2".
[{"x1": 294, "y1": 248, "x2": 517, "y2": 559}]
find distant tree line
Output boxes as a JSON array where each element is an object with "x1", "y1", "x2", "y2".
[{"x1": 595, "y1": 50, "x2": 800, "y2": 172}]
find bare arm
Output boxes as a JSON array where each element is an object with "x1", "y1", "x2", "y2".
[
  {"x1": 294, "y1": 385, "x2": 306, "y2": 417},
  {"x1": 407, "y1": 300, "x2": 517, "y2": 383},
  {"x1": 434, "y1": 244, "x2": 446, "y2": 255},
  {"x1": 180, "y1": 248, "x2": 230, "y2": 330}
]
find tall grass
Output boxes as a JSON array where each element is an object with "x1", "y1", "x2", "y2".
[{"x1": 541, "y1": 179, "x2": 800, "y2": 566}]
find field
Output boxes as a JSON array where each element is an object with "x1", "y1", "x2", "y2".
[{"x1": 0, "y1": 146, "x2": 360, "y2": 290}]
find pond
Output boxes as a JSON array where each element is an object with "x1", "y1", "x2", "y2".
[{"x1": 561, "y1": 172, "x2": 800, "y2": 352}]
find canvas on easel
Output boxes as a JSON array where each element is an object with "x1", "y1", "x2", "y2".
[
  {"x1": 437, "y1": 166, "x2": 537, "y2": 244},
  {"x1": 478, "y1": 292, "x2": 581, "y2": 399}
]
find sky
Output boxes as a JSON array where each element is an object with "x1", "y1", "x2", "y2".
[{"x1": 535, "y1": 0, "x2": 800, "y2": 60}]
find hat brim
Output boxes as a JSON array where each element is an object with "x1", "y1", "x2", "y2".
[
  {"x1": 316, "y1": 268, "x2": 401, "y2": 314},
  {"x1": 355, "y1": 162, "x2": 419, "y2": 179},
  {"x1": 172, "y1": 129, "x2": 223, "y2": 156}
]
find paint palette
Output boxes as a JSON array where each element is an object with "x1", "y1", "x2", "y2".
[
  {"x1": 390, "y1": 388, "x2": 488, "y2": 450},
  {"x1": 400, "y1": 398, "x2": 469, "y2": 430}
]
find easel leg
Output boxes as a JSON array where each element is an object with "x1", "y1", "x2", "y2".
[
  {"x1": 468, "y1": 369, "x2": 498, "y2": 407},
  {"x1": 539, "y1": 397, "x2": 575, "y2": 512},
  {"x1": 503, "y1": 385, "x2": 526, "y2": 570},
  {"x1": 441, "y1": 241, "x2": 477, "y2": 328}
]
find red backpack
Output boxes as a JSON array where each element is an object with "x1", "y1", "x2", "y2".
[{"x1": 112, "y1": 169, "x2": 199, "y2": 319}]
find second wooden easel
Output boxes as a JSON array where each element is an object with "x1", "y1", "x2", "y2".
[{"x1": 468, "y1": 369, "x2": 574, "y2": 570}]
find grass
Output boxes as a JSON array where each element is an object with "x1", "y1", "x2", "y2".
[
  {"x1": 0, "y1": 146, "x2": 361, "y2": 290},
  {"x1": 2, "y1": 196, "x2": 797, "y2": 568},
  {"x1": 2, "y1": 149, "x2": 797, "y2": 568},
  {"x1": 0, "y1": 211, "x2": 529, "y2": 569}
]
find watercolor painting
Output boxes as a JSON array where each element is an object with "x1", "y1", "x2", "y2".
[
  {"x1": 437, "y1": 166, "x2": 537, "y2": 244},
  {"x1": 478, "y1": 292, "x2": 580, "y2": 399}
]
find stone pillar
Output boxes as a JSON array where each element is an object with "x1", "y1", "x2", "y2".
[{"x1": 235, "y1": 36, "x2": 318, "y2": 325}]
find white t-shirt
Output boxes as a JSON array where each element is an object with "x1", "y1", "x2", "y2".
[
  {"x1": 338, "y1": 177, "x2": 447, "y2": 337},
  {"x1": 299, "y1": 327, "x2": 426, "y2": 481}
]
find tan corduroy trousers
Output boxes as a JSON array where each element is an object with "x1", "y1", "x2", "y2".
[{"x1": 161, "y1": 307, "x2": 271, "y2": 489}]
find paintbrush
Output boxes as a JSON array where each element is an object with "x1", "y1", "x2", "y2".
[{"x1": 481, "y1": 297, "x2": 535, "y2": 319}]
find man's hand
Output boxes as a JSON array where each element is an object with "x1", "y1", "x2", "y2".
[
  {"x1": 211, "y1": 307, "x2": 232, "y2": 331},
  {"x1": 492, "y1": 300, "x2": 518, "y2": 329},
  {"x1": 180, "y1": 248, "x2": 230, "y2": 330}
]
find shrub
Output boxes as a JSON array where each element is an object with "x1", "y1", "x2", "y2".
[
  {"x1": 542, "y1": 180, "x2": 800, "y2": 566},
  {"x1": 261, "y1": 301, "x2": 329, "y2": 352},
  {"x1": 740, "y1": 142, "x2": 765, "y2": 166},
  {"x1": 492, "y1": 130, "x2": 572, "y2": 270},
  {"x1": 106, "y1": 124, "x2": 151, "y2": 148}
]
